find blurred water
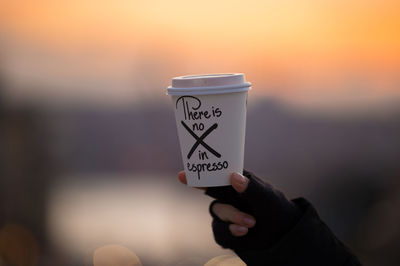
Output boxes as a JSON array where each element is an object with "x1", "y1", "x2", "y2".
[{"x1": 47, "y1": 174, "x2": 234, "y2": 265}]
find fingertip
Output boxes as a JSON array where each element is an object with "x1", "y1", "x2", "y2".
[
  {"x1": 178, "y1": 171, "x2": 187, "y2": 185},
  {"x1": 230, "y1": 172, "x2": 249, "y2": 193},
  {"x1": 242, "y1": 216, "x2": 256, "y2": 228},
  {"x1": 229, "y1": 224, "x2": 248, "y2": 237}
]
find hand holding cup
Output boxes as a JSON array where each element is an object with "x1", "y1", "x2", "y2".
[{"x1": 178, "y1": 170, "x2": 301, "y2": 252}]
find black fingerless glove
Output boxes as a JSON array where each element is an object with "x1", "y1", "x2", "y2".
[
  {"x1": 206, "y1": 170, "x2": 362, "y2": 266},
  {"x1": 205, "y1": 170, "x2": 301, "y2": 252}
]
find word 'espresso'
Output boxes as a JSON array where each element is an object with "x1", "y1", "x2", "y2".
[
  {"x1": 187, "y1": 161, "x2": 228, "y2": 180},
  {"x1": 176, "y1": 96, "x2": 228, "y2": 180}
]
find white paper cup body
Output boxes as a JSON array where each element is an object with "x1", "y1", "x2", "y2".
[{"x1": 168, "y1": 74, "x2": 250, "y2": 187}]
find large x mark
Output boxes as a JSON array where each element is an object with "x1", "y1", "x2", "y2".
[{"x1": 181, "y1": 121, "x2": 221, "y2": 159}]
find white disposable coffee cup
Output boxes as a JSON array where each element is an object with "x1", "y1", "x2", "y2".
[{"x1": 167, "y1": 73, "x2": 251, "y2": 187}]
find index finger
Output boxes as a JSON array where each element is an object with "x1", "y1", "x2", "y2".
[{"x1": 178, "y1": 171, "x2": 207, "y2": 192}]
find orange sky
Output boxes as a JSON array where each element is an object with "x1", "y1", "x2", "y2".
[{"x1": 0, "y1": 0, "x2": 399, "y2": 107}]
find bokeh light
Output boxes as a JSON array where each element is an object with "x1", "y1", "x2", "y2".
[
  {"x1": 0, "y1": 224, "x2": 39, "y2": 266},
  {"x1": 93, "y1": 245, "x2": 142, "y2": 266},
  {"x1": 204, "y1": 255, "x2": 246, "y2": 266}
]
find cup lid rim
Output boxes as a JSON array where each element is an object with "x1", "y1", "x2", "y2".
[{"x1": 167, "y1": 73, "x2": 251, "y2": 96}]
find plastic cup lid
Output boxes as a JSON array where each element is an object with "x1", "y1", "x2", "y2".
[{"x1": 167, "y1": 73, "x2": 251, "y2": 96}]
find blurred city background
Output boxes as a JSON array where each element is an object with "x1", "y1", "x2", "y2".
[{"x1": 1, "y1": 0, "x2": 400, "y2": 265}]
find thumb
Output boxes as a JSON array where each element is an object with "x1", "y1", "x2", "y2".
[{"x1": 231, "y1": 172, "x2": 250, "y2": 193}]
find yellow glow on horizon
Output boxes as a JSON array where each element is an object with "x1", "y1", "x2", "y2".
[{"x1": 1, "y1": 1, "x2": 399, "y2": 52}]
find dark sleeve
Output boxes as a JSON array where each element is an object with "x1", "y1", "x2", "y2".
[{"x1": 235, "y1": 198, "x2": 362, "y2": 266}]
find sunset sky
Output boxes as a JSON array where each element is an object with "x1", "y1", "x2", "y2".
[{"x1": 1, "y1": 0, "x2": 399, "y2": 109}]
